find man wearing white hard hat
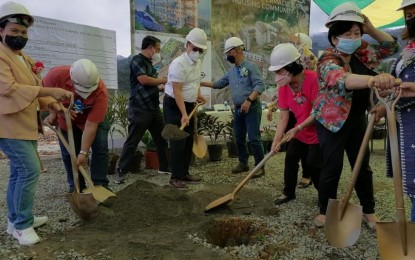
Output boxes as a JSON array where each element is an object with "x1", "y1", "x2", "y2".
[
  {"x1": 268, "y1": 43, "x2": 321, "y2": 206},
  {"x1": 201, "y1": 36, "x2": 265, "y2": 177},
  {"x1": 43, "y1": 59, "x2": 110, "y2": 194},
  {"x1": 381, "y1": 0, "x2": 415, "y2": 223},
  {"x1": 163, "y1": 28, "x2": 207, "y2": 189},
  {"x1": 311, "y1": 2, "x2": 399, "y2": 227},
  {"x1": 0, "y1": 1, "x2": 72, "y2": 246}
]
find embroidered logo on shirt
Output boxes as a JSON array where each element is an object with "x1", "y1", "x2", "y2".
[{"x1": 73, "y1": 99, "x2": 92, "y2": 114}]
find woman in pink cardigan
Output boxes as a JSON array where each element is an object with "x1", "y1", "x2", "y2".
[{"x1": 0, "y1": 2, "x2": 71, "y2": 246}]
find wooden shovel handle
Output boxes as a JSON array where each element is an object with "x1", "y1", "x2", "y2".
[{"x1": 179, "y1": 102, "x2": 205, "y2": 130}]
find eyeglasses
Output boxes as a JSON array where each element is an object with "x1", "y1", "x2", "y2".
[
  {"x1": 192, "y1": 47, "x2": 204, "y2": 53},
  {"x1": 330, "y1": 10, "x2": 364, "y2": 21}
]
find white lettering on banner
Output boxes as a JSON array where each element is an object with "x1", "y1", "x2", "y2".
[
  {"x1": 26, "y1": 16, "x2": 118, "y2": 90},
  {"x1": 231, "y1": 0, "x2": 296, "y2": 12}
]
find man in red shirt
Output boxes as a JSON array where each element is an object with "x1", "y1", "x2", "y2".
[{"x1": 43, "y1": 59, "x2": 110, "y2": 192}]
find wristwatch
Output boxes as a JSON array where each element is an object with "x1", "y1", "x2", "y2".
[
  {"x1": 246, "y1": 97, "x2": 253, "y2": 103},
  {"x1": 79, "y1": 150, "x2": 88, "y2": 156}
]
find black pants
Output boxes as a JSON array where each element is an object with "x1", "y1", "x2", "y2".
[
  {"x1": 163, "y1": 95, "x2": 195, "y2": 179},
  {"x1": 315, "y1": 114, "x2": 375, "y2": 215},
  {"x1": 118, "y1": 108, "x2": 169, "y2": 172},
  {"x1": 283, "y1": 138, "x2": 321, "y2": 198}
]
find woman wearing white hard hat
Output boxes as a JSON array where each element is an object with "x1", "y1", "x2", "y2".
[
  {"x1": 269, "y1": 43, "x2": 321, "y2": 206},
  {"x1": 0, "y1": 1, "x2": 71, "y2": 246},
  {"x1": 312, "y1": 2, "x2": 399, "y2": 228},
  {"x1": 379, "y1": 0, "x2": 415, "y2": 223}
]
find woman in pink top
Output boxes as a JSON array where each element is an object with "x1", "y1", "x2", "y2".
[{"x1": 269, "y1": 43, "x2": 321, "y2": 205}]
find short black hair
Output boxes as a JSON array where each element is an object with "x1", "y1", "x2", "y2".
[
  {"x1": 141, "y1": 35, "x2": 161, "y2": 49},
  {"x1": 284, "y1": 61, "x2": 303, "y2": 76},
  {"x1": 327, "y1": 21, "x2": 363, "y2": 47}
]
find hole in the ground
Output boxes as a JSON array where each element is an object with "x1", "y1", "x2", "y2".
[{"x1": 205, "y1": 217, "x2": 263, "y2": 247}]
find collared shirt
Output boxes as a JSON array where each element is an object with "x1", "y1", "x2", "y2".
[
  {"x1": 311, "y1": 39, "x2": 399, "y2": 133},
  {"x1": 42, "y1": 65, "x2": 108, "y2": 131},
  {"x1": 165, "y1": 52, "x2": 201, "y2": 102},
  {"x1": 130, "y1": 53, "x2": 160, "y2": 112},
  {"x1": 213, "y1": 60, "x2": 265, "y2": 106}
]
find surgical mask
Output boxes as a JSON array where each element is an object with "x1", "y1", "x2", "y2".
[
  {"x1": 274, "y1": 71, "x2": 291, "y2": 87},
  {"x1": 188, "y1": 51, "x2": 199, "y2": 62},
  {"x1": 152, "y1": 52, "x2": 161, "y2": 64},
  {"x1": 336, "y1": 37, "x2": 361, "y2": 54},
  {"x1": 227, "y1": 55, "x2": 236, "y2": 64},
  {"x1": 5, "y1": 35, "x2": 28, "y2": 51},
  {"x1": 406, "y1": 17, "x2": 415, "y2": 38}
]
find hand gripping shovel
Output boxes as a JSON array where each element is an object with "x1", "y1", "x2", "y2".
[
  {"x1": 325, "y1": 99, "x2": 376, "y2": 248},
  {"x1": 44, "y1": 121, "x2": 116, "y2": 204},
  {"x1": 161, "y1": 102, "x2": 204, "y2": 141},
  {"x1": 375, "y1": 88, "x2": 415, "y2": 259},
  {"x1": 204, "y1": 135, "x2": 289, "y2": 212},
  {"x1": 62, "y1": 96, "x2": 99, "y2": 220}
]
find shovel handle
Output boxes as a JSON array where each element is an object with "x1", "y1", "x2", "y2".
[
  {"x1": 179, "y1": 102, "x2": 205, "y2": 130},
  {"x1": 233, "y1": 135, "x2": 290, "y2": 195}
]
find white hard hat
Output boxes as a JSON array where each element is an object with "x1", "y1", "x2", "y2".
[
  {"x1": 294, "y1": 33, "x2": 313, "y2": 49},
  {"x1": 70, "y1": 59, "x2": 99, "y2": 95},
  {"x1": 397, "y1": 0, "x2": 415, "y2": 10},
  {"x1": 186, "y1": 28, "x2": 207, "y2": 49},
  {"x1": 325, "y1": 2, "x2": 364, "y2": 28},
  {"x1": 224, "y1": 37, "x2": 244, "y2": 54},
  {"x1": 268, "y1": 43, "x2": 301, "y2": 71},
  {"x1": 0, "y1": 1, "x2": 33, "y2": 27}
]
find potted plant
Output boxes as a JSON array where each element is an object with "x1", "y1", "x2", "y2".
[
  {"x1": 198, "y1": 114, "x2": 226, "y2": 161},
  {"x1": 142, "y1": 131, "x2": 159, "y2": 169},
  {"x1": 223, "y1": 111, "x2": 237, "y2": 158}
]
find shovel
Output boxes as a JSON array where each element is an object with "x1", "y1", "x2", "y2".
[
  {"x1": 161, "y1": 102, "x2": 204, "y2": 141},
  {"x1": 325, "y1": 110, "x2": 376, "y2": 248},
  {"x1": 375, "y1": 88, "x2": 415, "y2": 259},
  {"x1": 205, "y1": 135, "x2": 289, "y2": 212},
  {"x1": 192, "y1": 112, "x2": 207, "y2": 158},
  {"x1": 62, "y1": 96, "x2": 99, "y2": 220},
  {"x1": 44, "y1": 121, "x2": 116, "y2": 203}
]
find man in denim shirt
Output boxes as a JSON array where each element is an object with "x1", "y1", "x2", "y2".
[{"x1": 201, "y1": 37, "x2": 265, "y2": 176}]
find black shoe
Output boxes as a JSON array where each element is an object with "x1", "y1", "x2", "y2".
[
  {"x1": 182, "y1": 175, "x2": 202, "y2": 184},
  {"x1": 232, "y1": 163, "x2": 249, "y2": 173},
  {"x1": 274, "y1": 195, "x2": 295, "y2": 205}
]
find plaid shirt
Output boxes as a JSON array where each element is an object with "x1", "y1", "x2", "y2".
[{"x1": 129, "y1": 53, "x2": 160, "y2": 112}]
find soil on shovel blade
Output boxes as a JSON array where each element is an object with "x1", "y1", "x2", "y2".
[{"x1": 27, "y1": 180, "x2": 276, "y2": 259}]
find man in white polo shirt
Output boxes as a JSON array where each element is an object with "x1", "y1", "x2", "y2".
[{"x1": 163, "y1": 28, "x2": 207, "y2": 189}]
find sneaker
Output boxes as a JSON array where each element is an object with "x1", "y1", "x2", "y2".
[
  {"x1": 114, "y1": 168, "x2": 126, "y2": 184},
  {"x1": 231, "y1": 163, "x2": 249, "y2": 174},
  {"x1": 13, "y1": 227, "x2": 40, "y2": 246},
  {"x1": 7, "y1": 216, "x2": 48, "y2": 235},
  {"x1": 169, "y1": 179, "x2": 188, "y2": 189},
  {"x1": 158, "y1": 169, "x2": 171, "y2": 175},
  {"x1": 182, "y1": 175, "x2": 201, "y2": 183}
]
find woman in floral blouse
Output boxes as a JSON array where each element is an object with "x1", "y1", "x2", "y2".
[{"x1": 311, "y1": 2, "x2": 399, "y2": 227}]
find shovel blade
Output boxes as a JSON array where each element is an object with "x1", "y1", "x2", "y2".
[
  {"x1": 193, "y1": 135, "x2": 207, "y2": 158},
  {"x1": 204, "y1": 193, "x2": 234, "y2": 212},
  {"x1": 377, "y1": 222, "x2": 415, "y2": 259},
  {"x1": 161, "y1": 124, "x2": 189, "y2": 141},
  {"x1": 83, "y1": 185, "x2": 116, "y2": 204},
  {"x1": 65, "y1": 191, "x2": 99, "y2": 220},
  {"x1": 325, "y1": 199, "x2": 362, "y2": 248}
]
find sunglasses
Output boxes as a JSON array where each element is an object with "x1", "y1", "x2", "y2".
[{"x1": 192, "y1": 47, "x2": 204, "y2": 53}]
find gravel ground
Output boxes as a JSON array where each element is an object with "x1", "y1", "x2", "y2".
[{"x1": 0, "y1": 139, "x2": 411, "y2": 259}]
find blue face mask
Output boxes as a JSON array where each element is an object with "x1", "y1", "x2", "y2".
[{"x1": 336, "y1": 37, "x2": 362, "y2": 54}]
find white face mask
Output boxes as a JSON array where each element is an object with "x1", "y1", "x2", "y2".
[
  {"x1": 188, "y1": 51, "x2": 199, "y2": 62},
  {"x1": 75, "y1": 89, "x2": 92, "y2": 99},
  {"x1": 274, "y1": 71, "x2": 292, "y2": 87},
  {"x1": 152, "y1": 52, "x2": 161, "y2": 64}
]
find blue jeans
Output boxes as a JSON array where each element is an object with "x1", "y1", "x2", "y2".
[
  {"x1": 0, "y1": 138, "x2": 40, "y2": 230},
  {"x1": 234, "y1": 101, "x2": 264, "y2": 166},
  {"x1": 58, "y1": 121, "x2": 109, "y2": 191},
  {"x1": 411, "y1": 197, "x2": 415, "y2": 222}
]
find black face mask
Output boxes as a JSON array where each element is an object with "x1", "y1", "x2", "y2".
[
  {"x1": 226, "y1": 55, "x2": 236, "y2": 64},
  {"x1": 406, "y1": 17, "x2": 415, "y2": 38},
  {"x1": 5, "y1": 35, "x2": 28, "y2": 51}
]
